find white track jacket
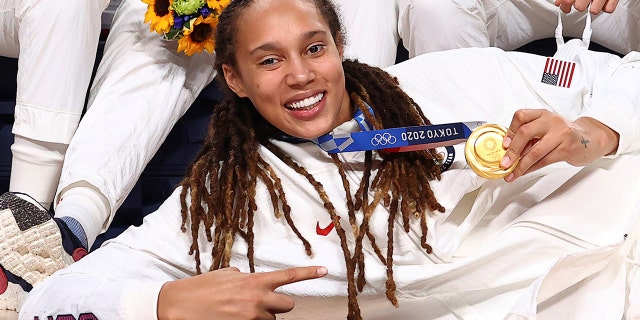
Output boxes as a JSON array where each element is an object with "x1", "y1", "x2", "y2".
[{"x1": 19, "y1": 41, "x2": 640, "y2": 319}]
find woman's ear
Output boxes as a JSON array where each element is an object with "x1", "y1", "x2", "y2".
[{"x1": 222, "y1": 64, "x2": 248, "y2": 98}]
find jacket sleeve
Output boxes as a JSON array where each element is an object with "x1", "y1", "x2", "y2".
[
  {"x1": 580, "y1": 51, "x2": 640, "y2": 156},
  {"x1": 18, "y1": 187, "x2": 204, "y2": 320}
]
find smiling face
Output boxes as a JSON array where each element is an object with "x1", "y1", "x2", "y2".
[{"x1": 221, "y1": 0, "x2": 352, "y2": 139}]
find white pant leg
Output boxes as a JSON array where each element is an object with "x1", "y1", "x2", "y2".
[
  {"x1": 331, "y1": 0, "x2": 400, "y2": 68},
  {"x1": 55, "y1": 0, "x2": 216, "y2": 239},
  {"x1": 483, "y1": 0, "x2": 558, "y2": 50},
  {"x1": 574, "y1": 0, "x2": 640, "y2": 54},
  {"x1": 398, "y1": 0, "x2": 640, "y2": 54},
  {"x1": 396, "y1": 0, "x2": 560, "y2": 53},
  {"x1": 9, "y1": 136, "x2": 66, "y2": 207},
  {"x1": 7, "y1": 0, "x2": 106, "y2": 144},
  {"x1": 396, "y1": 0, "x2": 558, "y2": 53},
  {"x1": 1, "y1": 0, "x2": 106, "y2": 206},
  {"x1": 0, "y1": 0, "x2": 20, "y2": 58},
  {"x1": 398, "y1": 0, "x2": 490, "y2": 56},
  {"x1": 490, "y1": 0, "x2": 640, "y2": 53}
]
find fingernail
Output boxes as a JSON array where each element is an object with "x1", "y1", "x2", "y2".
[
  {"x1": 317, "y1": 267, "x2": 328, "y2": 276},
  {"x1": 503, "y1": 136, "x2": 511, "y2": 148},
  {"x1": 500, "y1": 156, "x2": 510, "y2": 168},
  {"x1": 505, "y1": 173, "x2": 514, "y2": 182}
]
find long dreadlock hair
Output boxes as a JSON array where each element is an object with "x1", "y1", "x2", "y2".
[{"x1": 178, "y1": 0, "x2": 445, "y2": 319}]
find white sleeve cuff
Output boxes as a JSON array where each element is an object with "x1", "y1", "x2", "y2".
[{"x1": 121, "y1": 281, "x2": 165, "y2": 320}]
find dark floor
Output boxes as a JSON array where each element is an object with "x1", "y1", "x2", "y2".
[{"x1": 0, "y1": 38, "x2": 620, "y2": 248}]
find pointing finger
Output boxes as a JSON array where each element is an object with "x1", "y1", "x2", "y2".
[{"x1": 260, "y1": 266, "x2": 328, "y2": 290}]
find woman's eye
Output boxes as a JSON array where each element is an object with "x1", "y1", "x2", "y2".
[
  {"x1": 308, "y1": 44, "x2": 325, "y2": 54},
  {"x1": 259, "y1": 57, "x2": 278, "y2": 66}
]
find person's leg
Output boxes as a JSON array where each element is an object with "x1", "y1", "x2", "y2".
[
  {"x1": 396, "y1": 0, "x2": 557, "y2": 54},
  {"x1": 331, "y1": 0, "x2": 400, "y2": 68},
  {"x1": 0, "y1": 0, "x2": 19, "y2": 58},
  {"x1": 396, "y1": 0, "x2": 639, "y2": 59},
  {"x1": 9, "y1": 137, "x2": 66, "y2": 210},
  {"x1": 8, "y1": 0, "x2": 105, "y2": 209},
  {"x1": 398, "y1": 0, "x2": 490, "y2": 56},
  {"x1": 53, "y1": 0, "x2": 216, "y2": 250},
  {"x1": 569, "y1": 0, "x2": 640, "y2": 54},
  {"x1": 0, "y1": 0, "x2": 106, "y2": 311},
  {"x1": 489, "y1": 0, "x2": 639, "y2": 54},
  {"x1": 482, "y1": 0, "x2": 558, "y2": 51}
]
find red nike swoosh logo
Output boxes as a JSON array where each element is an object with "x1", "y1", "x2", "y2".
[{"x1": 316, "y1": 216, "x2": 340, "y2": 236}]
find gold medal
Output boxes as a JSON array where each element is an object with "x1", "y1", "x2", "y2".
[{"x1": 464, "y1": 124, "x2": 518, "y2": 179}]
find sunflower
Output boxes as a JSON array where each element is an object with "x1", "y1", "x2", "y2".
[
  {"x1": 207, "y1": 0, "x2": 231, "y2": 13},
  {"x1": 142, "y1": 0, "x2": 174, "y2": 34},
  {"x1": 177, "y1": 15, "x2": 217, "y2": 56},
  {"x1": 142, "y1": 0, "x2": 229, "y2": 55}
]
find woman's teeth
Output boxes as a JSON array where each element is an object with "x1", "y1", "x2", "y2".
[{"x1": 286, "y1": 93, "x2": 324, "y2": 110}]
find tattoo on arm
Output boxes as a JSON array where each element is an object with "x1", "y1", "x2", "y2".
[{"x1": 581, "y1": 136, "x2": 590, "y2": 148}]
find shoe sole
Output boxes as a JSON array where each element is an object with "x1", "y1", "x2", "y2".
[
  {"x1": 0, "y1": 193, "x2": 74, "y2": 309},
  {"x1": 0, "y1": 282, "x2": 25, "y2": 311}
]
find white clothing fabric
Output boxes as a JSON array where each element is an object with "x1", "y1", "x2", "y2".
[
  {"x1": 328, "y1": 0, "x2": 640, "y2": 68},
  {"x1": 9, "y1": 136, "x2": 66, "y2": 208},
  {"x1": 51, "y1": 0, "x2": 400, "y2": 248},
  {"x1": 52, "y1": 0, "x2": 216, "y2": 246},
  {"x1": 332, "y1": 0, "x2": 400, "y2": 68},
  {"x1": 0, "y1": 0, "x2": 108, "y2": 144},
  {"x1": 19, "y1": 43, "x2": 640, "y2": 318},
  {"x1": 397, "y1": 0, "x2": 640, "y2": 56},
  {"x1": 1, "y1": 0, "x2": 108, "y2": 205}
]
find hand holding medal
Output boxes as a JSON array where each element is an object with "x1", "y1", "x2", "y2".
[
  {"x1": 464, "y1": 123, "x2": 519, "y2": 179},
  {"x1": 491, "y1": 109, "x2": 619, "y2": 182},
  {"x1": 313, "y1": 108, "x2": 618, "y2": 182}
]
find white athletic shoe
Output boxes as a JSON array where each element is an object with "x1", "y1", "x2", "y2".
[{"x1": 0, "y1": 192, "x2": 88, "y2": 311}]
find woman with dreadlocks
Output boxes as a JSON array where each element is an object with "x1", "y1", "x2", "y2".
[{"x1": 17, "y1": 0, "x2": 640, "y2": 318}]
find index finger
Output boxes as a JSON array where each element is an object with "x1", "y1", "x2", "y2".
[
  {"x1": 502, "y1": 109, "x2": 545, "y2": 167},
  {"x1": 503, "y1": 109, "x2": 543, "y2": 148},
  {"x1": 259, "y1": 266, "x2": 328, "y2": 290}
]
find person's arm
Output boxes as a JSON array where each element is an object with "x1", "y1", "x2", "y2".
[
  {"x1": 499, "y1": 109, "x2": 619, "y2": 182},
  {"x1": 18, "y1": 187, "x2": 326, "y2": 319},
  {"x1": 579, "y1": 52, "x2": 640, "y2": 157},
  {"x1": 158, "y1": 266, "x2": 327, "y2": 320},
  {"x1": 499, "y1": 52, "x2": 640, "y2": 182},
  {"x1": 16, "y1": 188, "x2": 194, "y2": 319}
]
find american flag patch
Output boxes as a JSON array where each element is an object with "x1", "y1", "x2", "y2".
[{"x1": 541, "y1": 57, "x2": 576, "y2": 88}]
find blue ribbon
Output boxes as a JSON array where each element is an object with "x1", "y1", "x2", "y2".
[
  {"x1": 313, "y1": 119, "x2": 485, "y2": 154},
  {"x1": 302, "y1": 104, "x2": 485, "y2": 171}
]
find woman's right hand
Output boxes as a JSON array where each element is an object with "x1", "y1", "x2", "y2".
[{"x1": 157, "y1": 266, "x2": 328, "y2": 320}]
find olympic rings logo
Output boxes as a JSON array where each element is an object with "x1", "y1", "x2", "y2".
[{"x1": 371, "y1": 133, "x2": 396, "y2": 146}]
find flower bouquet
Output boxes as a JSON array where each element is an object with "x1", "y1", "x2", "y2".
[{"x1": 142, "y1": 0, "x2": 231, "y2": 55}]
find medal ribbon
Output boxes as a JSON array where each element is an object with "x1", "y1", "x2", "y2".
[{"x1": 312, "y1": 106, "x2": 486, "y2": 154}]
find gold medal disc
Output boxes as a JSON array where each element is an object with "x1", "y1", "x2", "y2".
[{"x1": 464, "y1": 124, "x2": 518, "y2": 179}]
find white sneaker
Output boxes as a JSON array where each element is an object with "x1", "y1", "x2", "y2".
[{"x1": 0, "y1": 192, "x2": 88, "y2": 311}]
